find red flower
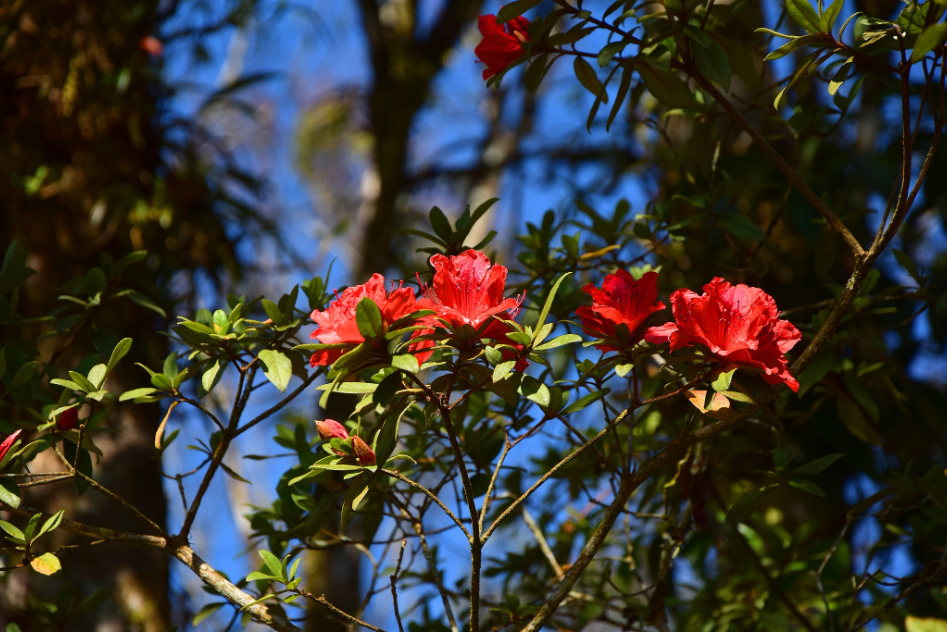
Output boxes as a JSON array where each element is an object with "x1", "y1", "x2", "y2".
[
  {"x1": 576, "y1": 270, "x2": 666, "y2": 353},
  {"x1": 413, "y1": 250, "x2": 524, "y2": 365},
  {"x1": 0, "y1": 429, "x2": 22, "y2": 466},
  {"x1": 475, "y1": 13, "x2": 530, "y2": 80},
  {"x1": 56, "y1": 407, "x2": 80, "y2": 431},
  {"x1": 418, "y1": 250, "x2": 522, "y2": 330},
  {"x1": 645, "y1": 277, "x2": 802, "y2": 392},
  {"x1": 352, "y1": 436, "x2": 376, "y2": 466},
  {"x1": 309, "y1": 274, "x2": 419, "y2": 367},
  {"x1": 315, "y1": 419, "x2": 349, "y2": 441},
  {"x1": 139, "y1": 36, "x2": 164, "y2": 57}
]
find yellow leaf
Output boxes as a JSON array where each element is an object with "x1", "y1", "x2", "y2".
[
  {"x1": 30, "y1": 552, "x2": 62, "y2": 576},
  {"x1": 907, "y1": 617, "x2": 947, "y2": 632}
]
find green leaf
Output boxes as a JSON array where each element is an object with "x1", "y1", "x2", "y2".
[
  {"x1": 638, "y1": 64, "x2": 695, "y2": 109},
  {"x1": 391, "y1": 354, "x2": 420, "y2": 374},
  {"x1": 0, "y1": 348, "x2": 5, "y2": 381},
  {"x1": 258, "y1": 350, "x2": 292, "y2": 393},
  {"x1": 519, "y1": 376, "x2": 551, "y2": 407},
  {"x1": 573, "y1": 57, "x2": 609, "y2": 103},
  {"x1": 534, "y1": 334, "x2": 583, "y2": 351},
  {"x1": 562, "y1": 389, "x2": 610, "y2": 415},
  {"x1": 694, "y1": 39, "x2": 732, "y2": 90},
  {"x1": 193, "y1": 603, "x2": 226, "y2": 626},
  {"x1": 598, "y1": 40, "x2": 628, "y2": 67},
  {"x1": 711, "y1": 368, "x2": 736, "y2": 392},
  {"x1": 11, "y1": 362, "x2": 39, "y2": 390},
  {"x1": 493, "y1": 360, "x2": 516, "y2": 383},
  {"x1": 105, "y1": 338, "x2": 132, "y2": 381},
  {"x1": 126, "y1": 291, "x2": 167, "y2": 318},
  {"x1": 788, "y1": 479, "x2": 826, "y2": 497},
  {"x1": 317, "y1": 381, "x2": 378, "y2": 394},
  {"x1": 821, "y1": 0, "x2": 845, "y2": 32},
  {"x1": 355, "y1": 297, "x2": 384, "y2": 339},
  {"x1": 828, "y1": 57, "x2": 854, "y2": 95},
  {"x1": 536, "y1": 273, "x2": 571, "y2": 331},
  {"x1": 893, "y1": 248, "x2": 922, "y2": 283},
  {"x1": 726, "y1": 487, "x2": 772, "y2": 524},
  {"x1": 258, "y1": 550, "x2": 285, "y2": 579},
  {"x1": 119, "y1": 387, "x2": 158, "y2": 402},
  {"x1": 30, "y1": 552, "x2": 61, "y2": 576},
  {"x1": 202, "y1": 360, "x2": 224, "y2": 393},
  {"x1": 429, "y1": 206, "x2": 453, "y2": 241},
  {"x1": 374, "y1": 401, "x2": 409, "y2": 466},
  {"x1": 606, "y1": 62, "x2": 634, "y2": 131},
  {"x1": 497, "y1": 0, "x2": 542, "y2": 23},
  {"x1": 87, "y1": 364, "x2": 107, "y2": 390},
  {"x1": 719, "y1": 214, "x2": 766, "y2": 241},
  {"x1": 774, "y1": 52, "x2": 820, "y2": 109},
  {"x1": 0, "y1": 520, "x2": 24, "y2": 541},
  {"x1": 37, "y1": 510, "x2": 64, "y2": 540},
  {"x1": 525, "y1": 53, "x2": 553, "y2": 94},
  {"x1": 763, "y1": 34, "x2": 823, "y2": 60},
  {"x1": 786, "y1": 0, "x2": 822, "y2": 33},
  {"x1": 789, "y1": 453, "x2": 844, "y2": 476},
  {"x1": 261, "y1": 299, "x2": 284, "y2": 326}
]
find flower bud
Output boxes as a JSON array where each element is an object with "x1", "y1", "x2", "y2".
[
  {"x1": 352, "y1": 436, "x2": 376, "y2": 466},
  {"x1": 0, "y1": 429, "x2": 23, "y2": 466},
  {"x1": 57, "y1": 407, "x2": 79, "y2": 431},
  {"x1": 315, "y1": 419, "x2": 349, "y2": 441}
]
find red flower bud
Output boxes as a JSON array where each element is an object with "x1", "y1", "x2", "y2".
[
  {"x1": 315, "y1": 419, "x2": 349, "y2": 441},
  {"x1": 139, "y1": 36, "x2": 164, "y2": 57},
  {"x1": 0, "y1": 429, "x2": 23, "y2": 467},
  {"x1": 352, "y1": 436, "x2": 376, "y2": 466},
  {"x1": 57, "y1": 407, "x2": 79, "y2": 431}
]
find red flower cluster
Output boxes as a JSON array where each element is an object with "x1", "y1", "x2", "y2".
[
  {"x1": 646, "y1": 277, "x2": 802, "y2": 391},
  {"x1": 0, "y1": 429, "x2": 22, "y2": 467},
  {"x1": 315, "y1": 419, "x2": 376, "y2": 466},
  {"x1": 308, "y1": 274, "x2": 418, "y2": 367},
  {"x1": 475, "y1": 14, "x2": 530, "y2": 80},
  {"x1": 415, "y1": 250, "x2": 525, "y2": 368},
  {"x1": 576, "y1": 270, "x2": 665, "y2": 353}
]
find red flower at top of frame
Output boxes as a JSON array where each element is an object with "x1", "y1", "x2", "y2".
[
  {"x1": 644, "y1": 277, "x2": 802, "y2": 392},
  {"x1": 0, "y1": 429, "x2": 22, "y2": 466},
  {"x1": 309, "y1": 274, "x2": 418, "y2": 367},
  {"x1": 576, "y1": 270, "x2": 666, "y2": 353},
  {"x1": 475, "y1": 13, "x2": 530, "y2": 80}
]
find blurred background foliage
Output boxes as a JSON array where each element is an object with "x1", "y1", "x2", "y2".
[{"x1": 0, "y1": 0, "x2": 945, "y2": 629}]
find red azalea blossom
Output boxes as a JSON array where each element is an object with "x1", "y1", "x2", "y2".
[
  {"x1": 57, "y1": 407, "x2": 79, "y2": 431},
  {"x1": 352, "y1": 436, "x2": 376, "y2": 466},
  {"x1": 315, "y1": 419, "x2": 349, "y2": 441},
  {"x1": 576, "y1": 270, "x2": 666, "y2": 353},
  {"x1": 309, "y1": 274, "x2": 418, "y2": 367},
  {"x1": 413, "y1": 250, "x2": 525, "y2": 367},
  {"x1": 475, "y1": 13, "x2": 530, "y2": 80},
  {"x1": 0, "y1": 429, "x2": 22, "y2": 466},
  {"x1": 645, "y1": 277, "x2": 802, "y2": 392}
]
